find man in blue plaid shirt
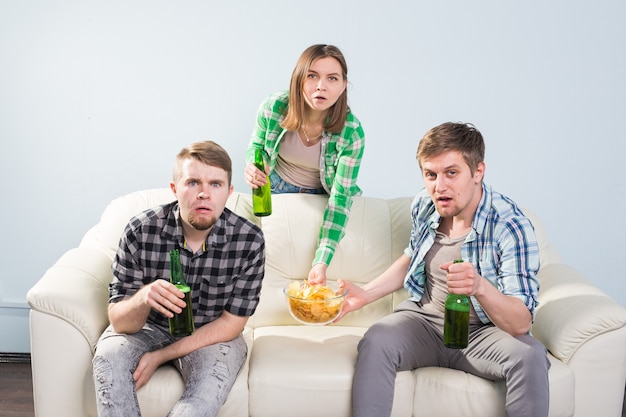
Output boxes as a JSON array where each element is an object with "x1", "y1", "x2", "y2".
[
  {"x1": 93, "y1": 141, "x2": 265, "y2": 417},
  {"x1": 337, "y1": 122, "x2": 549, "y2": 417}
]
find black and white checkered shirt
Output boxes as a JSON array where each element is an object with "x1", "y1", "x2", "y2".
[{"x1": 109, "y1": 201, "x2": 265, "y2": 332}]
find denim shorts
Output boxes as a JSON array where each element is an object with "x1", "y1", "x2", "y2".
[{"x1": 270, "y1": 171, "x2": 327, "y2": 195}]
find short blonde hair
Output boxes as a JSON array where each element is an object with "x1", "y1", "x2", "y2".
[{"x1": 173, "y1": 140, "x2": 232, "y2": 185}]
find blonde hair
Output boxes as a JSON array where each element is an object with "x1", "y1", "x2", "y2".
[{"x1": 173, "y1": 141, "x2": 232, "y2": 185}]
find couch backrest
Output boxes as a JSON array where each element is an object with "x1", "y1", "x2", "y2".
[
  {"x1": 521, "y1": 208, "x2": 561, "y2": 267},
  {"x1": 79, "y1": 188, "x2": 260, "y2": 259},
  {"x1": 260, "y1": 194, "x2": 412, "y2": 282},
  {"x1": 80, "y1": 189, "x2": 558, "y2": 329},
  {"x1": 248, "y1": 193, "x2": 413, "y2": 328}
]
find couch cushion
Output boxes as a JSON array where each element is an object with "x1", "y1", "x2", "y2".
[
  {"x1": 135, "y1": 327, "x2": 254, "y2": 417},
  {"x1": 248, "y1": 326, "x2": 415, "y2": 417},
  {"x1": 247, "y1": 326, "x2": 574, "y2": 417},
  {"x1": 411, "y1": 354, "x2": 573, "y2": 417}
]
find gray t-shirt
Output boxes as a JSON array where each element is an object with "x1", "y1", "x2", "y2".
[{"x1": 420, "y1": 231, "x2": 480, "y2": 324}]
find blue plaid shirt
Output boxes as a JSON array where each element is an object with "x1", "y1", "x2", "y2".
[{"x1": 403, "y1": 183, "x2": 540, "y2": 324}]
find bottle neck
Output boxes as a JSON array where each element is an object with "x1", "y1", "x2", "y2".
[{"x1": 170, "y1": 249, "x2": 188, "y2": 286}]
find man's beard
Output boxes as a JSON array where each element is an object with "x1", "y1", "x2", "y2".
[{"x1": 188, "y1": 215, "x2": 216, "y2": 231}]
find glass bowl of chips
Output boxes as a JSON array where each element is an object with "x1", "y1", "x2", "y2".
[{"x1": 283, "y1": 281, "x2": 347, "y2": 325}]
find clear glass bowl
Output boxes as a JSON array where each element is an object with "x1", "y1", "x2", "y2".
[{"x1": 283, "y1": 282, "x2": 347, "y2": 326}]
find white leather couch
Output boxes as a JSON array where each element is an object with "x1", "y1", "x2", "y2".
[{"x1": 27, "y1": 188, "x2": 626, "y2": 417}]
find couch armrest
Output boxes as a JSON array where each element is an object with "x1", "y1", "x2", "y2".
[
  {"x1": 29, "y1": 310, "x2": 97, "y2": 417},
  {"x1": 531, "y1": 263, "x2": 626, "y2": 363},
  {"x1": 27, "y1": 246, "x2": 113, "y2": 349}
]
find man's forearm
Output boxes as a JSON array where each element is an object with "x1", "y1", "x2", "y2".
[
  {"x1": 108, "y1": 296, "x2": 152, "y2": 334},
  {"x1": 155, "y1": 312, "x2": 248, "y2": 362},
  {"x1": 363, "y1": 254, "x2": 410, "y2": 304},
  {"x1": 474, "y1": 278, "x2": 532, "y2": 335}
]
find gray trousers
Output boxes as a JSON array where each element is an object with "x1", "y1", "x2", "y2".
[
  {"x1": 353, "y1": 300, "x2": 550, "y2": 417},
  {"x1": 93, "y1": 323, "x2": 246, "y2": 417}
]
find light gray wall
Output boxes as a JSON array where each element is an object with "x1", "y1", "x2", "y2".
[{"x1": 1, "y1": 0, "x2": 624, "y2": 352}]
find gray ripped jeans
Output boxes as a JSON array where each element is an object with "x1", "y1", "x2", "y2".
[{"x1": 93, "y1": 323, "x2": 247, "y2": 417}]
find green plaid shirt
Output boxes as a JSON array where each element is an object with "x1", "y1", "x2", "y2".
[{"x1": 246, "y1": 91, "x2": 365, "y2": 266}]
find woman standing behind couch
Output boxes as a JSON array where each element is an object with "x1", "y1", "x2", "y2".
[{"x1": 244, "y1": 44, "x2": 365, "y2": 285}]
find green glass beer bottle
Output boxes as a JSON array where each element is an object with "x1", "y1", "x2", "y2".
[
  {"x1": 168, "y1": 249, "x2": 194, "y2": 337},
  {"x1": 443, "y1": 259, "x2": 469, "y2": 349},
  {"x1": 252, "y1": 147, "x2": 272, "y2": 217}
]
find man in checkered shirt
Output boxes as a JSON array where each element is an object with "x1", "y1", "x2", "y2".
[{"x1": 93, "y1": 140, "x2": 265, "y2": 417}]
